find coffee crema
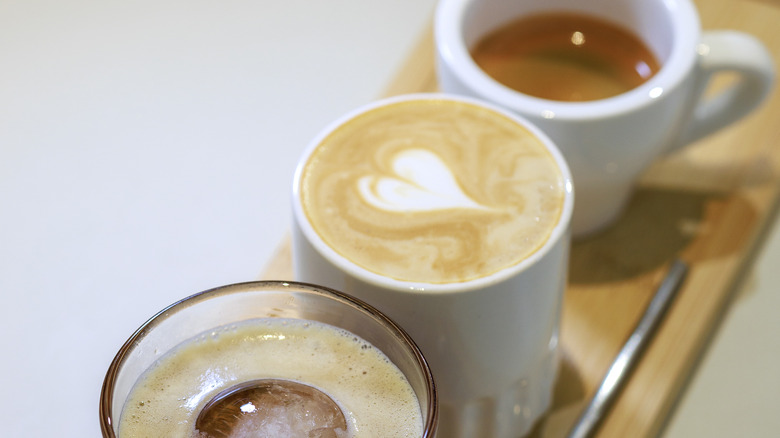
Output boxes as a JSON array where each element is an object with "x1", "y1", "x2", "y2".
[
  {"x1": 299, "y1": 99, "x2": 566, "y2": 284},
  {"x1": 471, "y1": 12, "x2": 661, "y2": 101},
  {"x1": 118, "y1": 318, "x2": 423, "y2": 437}
]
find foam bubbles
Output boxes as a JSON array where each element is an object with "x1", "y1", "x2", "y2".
[{"x1": 118, "y1": 319, "x2": 422, "y2": 437}]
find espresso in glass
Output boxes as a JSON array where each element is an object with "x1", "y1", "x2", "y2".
[
  {"x1": 470, "y1": 12, "x2": 661, "y2": 101},
  {"x1": 100, "y1": 282, "x2": 437, "y2": 438}
]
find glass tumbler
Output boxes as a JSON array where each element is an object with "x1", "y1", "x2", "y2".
[{"x1": 100, "y1": 280, "x2": 438, "y2": 437}]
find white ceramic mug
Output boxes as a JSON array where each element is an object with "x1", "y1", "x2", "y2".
[
  {"x1": 435, "y1": 0, "x2": 775, "y2": 237},
  {"x1": 292, "y1": 94, "x2": 574, "y2": 437}
]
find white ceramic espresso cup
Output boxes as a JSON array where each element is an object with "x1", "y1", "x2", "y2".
[
  {"x1": 292, "y1": 93, "x2": 574, "y2": 438},
  {"x1": 435, "y1": 0, "x2": 775, "y2": 237}
]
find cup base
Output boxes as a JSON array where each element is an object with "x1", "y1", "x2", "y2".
[{"x1": 436, "y1": 353, "x2": 558, "y2": 438}]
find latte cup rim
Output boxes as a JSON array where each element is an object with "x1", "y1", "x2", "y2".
[
  {"x1": 292, "y1": 93, "x2": 574, "y2": 294},
  {"x1": 434, "y1": 0, "x2": 701, "y2": 120}
]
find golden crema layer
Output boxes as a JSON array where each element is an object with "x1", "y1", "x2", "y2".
[
  {"x1": 300, "y1": 99, "x2": 565, "y2": 284},
  {"x1": 118, "y1": 319, "x2": 422, "y2": 437}
]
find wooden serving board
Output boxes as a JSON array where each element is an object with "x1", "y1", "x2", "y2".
[{"x1": 261, "y1": 0, "x2": 780, "y2": 436}]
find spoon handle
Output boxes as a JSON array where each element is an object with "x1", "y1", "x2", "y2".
[{"x1": 567, "y1": 259, "x2": 689, "y2": 438}]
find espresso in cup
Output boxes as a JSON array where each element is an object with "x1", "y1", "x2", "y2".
[
  {"x1": 298, "y1": 98, "x2": 567, "y2": 284},
  {"x1": 471, "y1": 12, "x2": 661, "y2": 101},
  {"x1": 435, "y1": 0, "x2": 774, "y2": 236},
  {"x1": 118, "y1": 318, "x2": 422, "y2": 437}
]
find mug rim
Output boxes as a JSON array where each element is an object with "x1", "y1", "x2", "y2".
[
  {"x1": 292, "y1": 93, "x2": 574, "y2": 294},
  {"x1": 434, "y1": 0, "x2": 701, "y2": 120}
]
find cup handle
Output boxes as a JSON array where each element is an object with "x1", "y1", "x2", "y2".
[{"x1": 672, "y1": 30, "x2": 775, "y2": 150}]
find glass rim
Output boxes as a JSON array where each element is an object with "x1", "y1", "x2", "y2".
[{"x1": 99, "y1": 280, "x2": 438, "y2": 437}]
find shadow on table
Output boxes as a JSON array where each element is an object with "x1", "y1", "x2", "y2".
[{"x1": 568, "y1": 186, "x2": 758, "y2": 284}]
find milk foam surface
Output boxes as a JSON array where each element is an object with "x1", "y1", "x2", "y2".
[
  {"x1": 300, "y1": 99, "x2": 566, "y2": 283},
  {"x1": 118, "y1": 318, "x2": 423, "y2": 437}
]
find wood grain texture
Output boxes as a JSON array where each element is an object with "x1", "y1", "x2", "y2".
[{"x1": 261, "y1": 1, "x2": 780, "y2": 436}]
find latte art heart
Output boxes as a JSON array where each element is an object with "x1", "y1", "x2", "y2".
[
  {"x1": 299, "y1": 99, "x2": 566, "y2": 284},
  {"x1": 357, "y1": 148, "x2": 489, "y2": 212}
]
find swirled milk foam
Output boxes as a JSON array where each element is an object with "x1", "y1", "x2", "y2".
[
  {"x1": 118, "y1": 318, "x2": 423, "y2": 437},
  {"x1": 299, "y1": 98, "x2": 566, "y2": 283}
]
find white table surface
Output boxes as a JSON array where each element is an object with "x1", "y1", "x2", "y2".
[{"x1": 1, "y1": 1, "x2": 777, "y2": 437}]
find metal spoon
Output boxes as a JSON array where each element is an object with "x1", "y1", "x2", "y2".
[{"x1": 567, "y1": 259, "x2": 689, "y2": 438}]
